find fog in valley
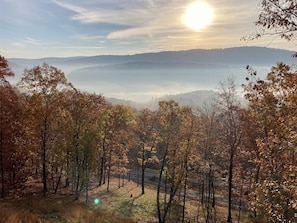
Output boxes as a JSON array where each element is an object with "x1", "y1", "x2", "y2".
[{"x1": 8, "y1": 46, "x2": 296, "y2": 105}]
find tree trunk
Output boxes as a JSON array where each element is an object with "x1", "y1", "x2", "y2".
[
  {"x1": 42, "y1": 146, "x2": 47, "y2": 196},
  {"x1": 157, "y1": 149, "x2": 183, "y2": 223},
  {"x1": 75, "y1": 172, "x2": 80, "y2": 200},
  {"x1": 54, "y1": 165, "x2": 63, "y2": 194},
  {"x1": 42, "y1": 116, "x2": 48, "y2": 197},
  {"x1": 75, "y1": 138, "x2": 80, "y2": 200},
  {"x1": 237, "y1": 183, "x2": 243, "y2": 223},
  {"x1": 0, "y1": 128, "x2": 4, "y2": 198},
  {"x1": 122, "y1": 175, "x2": 125, "y2": 187},
  {"x1": 211, "y1": 174, "x2": 216, "y2": 221},
  {"x1": 141, "y1": 159, "x2": 145, "y2": 195},
  {"x1": 99, "y1": 157, "x2": 104, "y2": 186},
  {"x1": 65, "y1": 151, "x2": 70, "y2": 187},
  {"x1": 206, "y1": 165, "x2": 212, "y2": 222},
  {"x1": 118, "y1": 162, "x2": 121, "y2": 189},
  {"x1": 107, "y1": 149, "x2": 112, "y2": 192},
  {"x1": 85, "y1": 164, "x2": 89, "y2": 204},
  {"x1": 182, "y1": 165, "x2": 188, "y2": 223},
  {"x1": 157, "y1": 150, "x2": 167, "y2": 223},
  {"x1": 227, "y1": 148, "x2": 235, "y2": 223}
]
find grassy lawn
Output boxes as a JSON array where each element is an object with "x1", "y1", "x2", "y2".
[
  {"x1": 87, "y1": 179, "x2": 158, "y2": 222},
  {"x1": 0, "y1": 179, "x2": 157, "y2": 223},
  {"x1": 0, "y1": 178, "x2": 252, "y2": 223}
]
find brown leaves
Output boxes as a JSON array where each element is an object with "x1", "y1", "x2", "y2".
[
  {"x1": 255, "y1": 0, "x2": 297, "y2": 40},
  {"x1": 0, "y1": 86, "x2": 27, "y2": 197},
  {"x1": 0, "y1": 55, "x2": 14, "y2": 87},
  {"x1": 0, "y1": 55, "x2": 14, "y2": 78},
  {"x1": 244, "y1": 62, "x2": 297, "y2": 221}
]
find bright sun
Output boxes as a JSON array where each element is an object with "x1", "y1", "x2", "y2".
[{"x1": 182, "y1": 1, "x2": 214, "y2": 31}]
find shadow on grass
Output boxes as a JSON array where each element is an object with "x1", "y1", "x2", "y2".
[
  {"x1": 118, "y1": 193, "x2": 143, "y2": 218},
  {"x1": 118, "y1": 183, "x2": 139, "y2": 196}
]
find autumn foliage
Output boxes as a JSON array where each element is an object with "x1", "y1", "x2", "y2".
[
  {"x1": 2, "y1": 50, "x2": 297, "y2": 223},
  {"x1": 0, "y1": 56, "x2": 27, "y2": 198},
  {"x1": 243, "y1": 63, "x2": 297, "y2": 222}
]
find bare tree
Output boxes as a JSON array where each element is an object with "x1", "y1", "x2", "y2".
[
  {"x1": 217, "y1": 78, "x2": 243, "y2": 223},
  {"x1": 134, "y1": 108, "x2": 159, "y2": 195}
]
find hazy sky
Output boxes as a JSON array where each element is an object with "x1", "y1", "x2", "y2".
[{"x1": 1, "y1": 0, "x2": 296, "y2": 58}]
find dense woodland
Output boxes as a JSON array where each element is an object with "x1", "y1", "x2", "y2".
[{"x1": 1, "y1": 51, "x2": 297, "y2": 223}]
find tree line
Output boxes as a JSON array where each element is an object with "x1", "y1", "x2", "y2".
[{"x1": 1, "y1": 54, "x2": 297, "y2": 222}]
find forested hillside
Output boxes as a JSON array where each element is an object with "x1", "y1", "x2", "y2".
[
  {"x1": 107, "y1": 90, "x2": 216, "y2": 110},
  {"x1": 8, "y1": 47, "x2": 296, "y2": 102},
  {"x1": 2, "y1": 53, "x2": 297, "y2": 223}
]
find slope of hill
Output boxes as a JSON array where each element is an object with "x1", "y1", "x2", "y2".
[
  {"x1": 157, "y1": 90, "x2": 217, "y2": 107},
  {"x1": 107, "y1": 90, "x2": 217, "y2": 110},
  {"x1": 7, "y1": 46, "x2": 296, "y2": 103}
]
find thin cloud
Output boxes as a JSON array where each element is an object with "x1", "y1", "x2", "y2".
[
  {"x1": 51, "y1": 0, "x2": 86, "y2": 18},
  {"x1": 73, "y1": 34, "x2": 105, "y2": 41},
  {"x1": 12, "y1": 42, "x2": 26, "y2": 48},
  {"x1": 52, "y1": 0, "x2": 185, "y2": 38},
  {"x1": 23, "y1": 37, "x2": 42, "y2": 46},
  {"x1": 107, "y1": 27, "x2": 152, "y2": 39},
  {"x1": 51, "y1": 0, "x2": 259, "y2": 43},
  {"x1": 12, "y1": 37, "x2": 43, "y2": 49},
  {"x1": 52, "y1": 0, "x2": 141, "y2": 25},
  {"x1": 52, "y1": 0, "x2": 255, "y2": 39}
]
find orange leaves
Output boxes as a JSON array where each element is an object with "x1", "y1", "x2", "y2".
[{"x1": 244, "y1": 62, "x2": 297, "y2": 221}]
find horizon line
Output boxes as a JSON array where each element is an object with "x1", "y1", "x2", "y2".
[{"x1": 7, "y1": 45, "x2": 292, "y2": 60}]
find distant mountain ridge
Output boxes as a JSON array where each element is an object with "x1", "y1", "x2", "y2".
[
  {"x1": 9, "y1": 46, "x2": 296, "y2": 69},
  {"x1": 7, "y1": 46, "x2": 297, "y2": 103}
]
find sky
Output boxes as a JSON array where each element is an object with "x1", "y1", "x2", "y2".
[{"x1": 1, "y1": 0, "x2": 296, "y2": 59}]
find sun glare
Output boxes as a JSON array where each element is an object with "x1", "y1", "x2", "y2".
[{"x1": 182, "y1": 1, "x2": 214, "y2": 31}]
